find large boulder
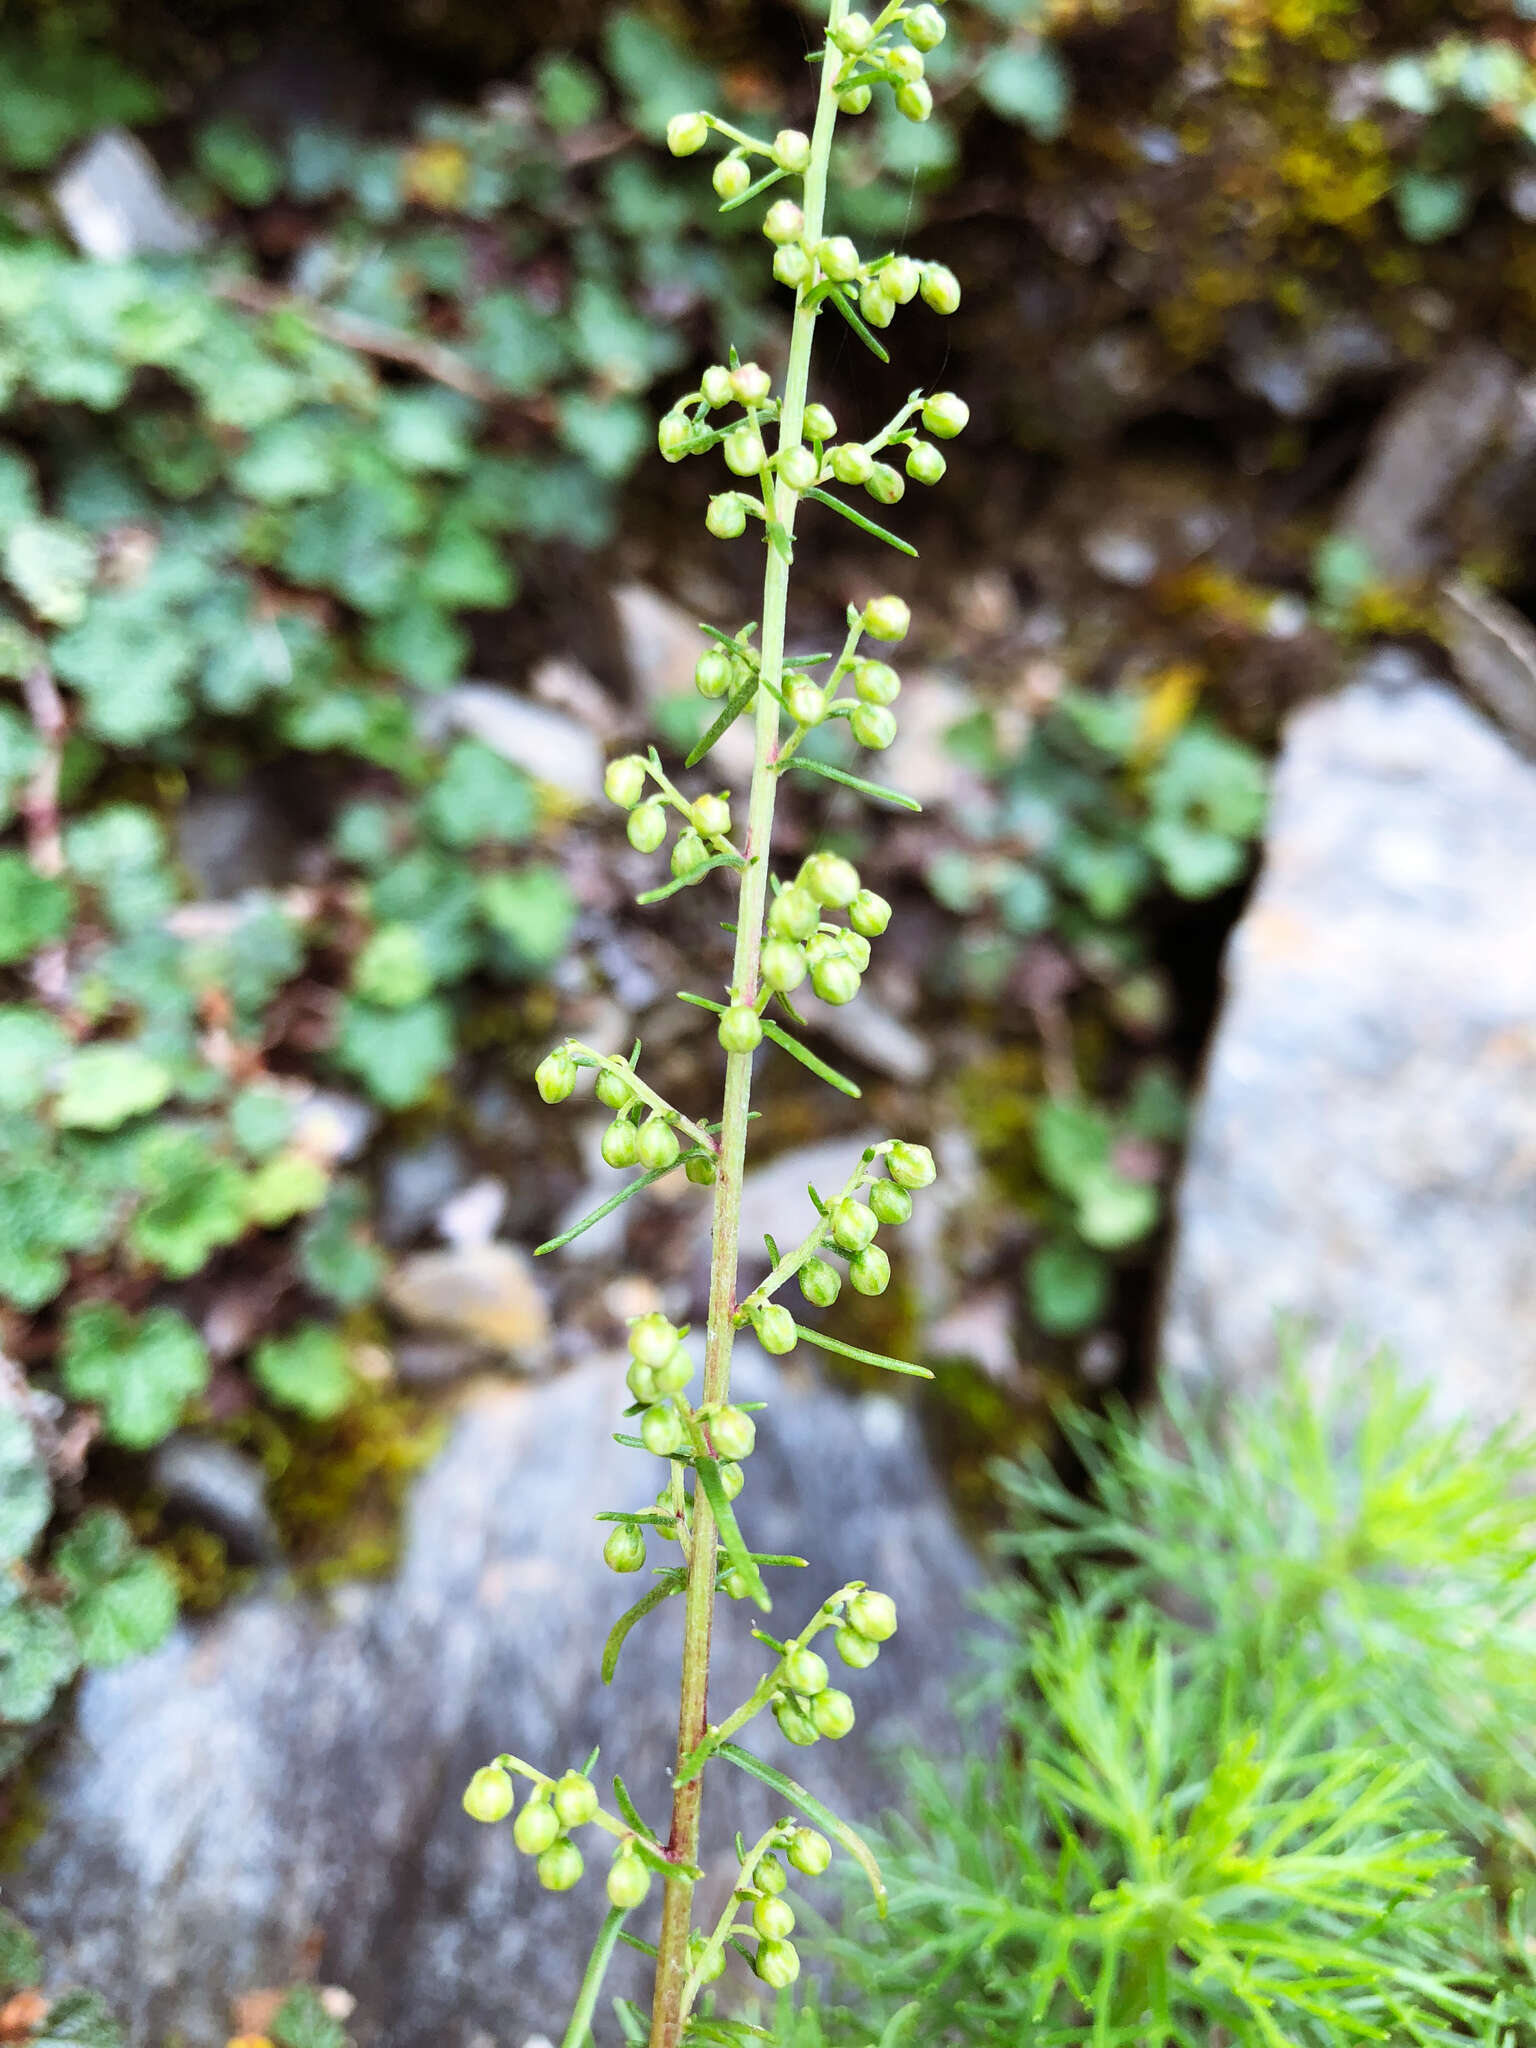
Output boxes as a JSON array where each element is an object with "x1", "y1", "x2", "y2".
[
  {"x1": 1161, "y1": 673, "x2": 1536, "y2": 1432},
  {"x1": 11, "y1": 1347, "x2": 981, "y2": 2048}
]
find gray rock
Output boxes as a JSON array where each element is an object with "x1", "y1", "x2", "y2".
[
  {"x1": 613, "y1": 584, "x2": 754, "y2": 782},
  {"x1": 428, "y1": 687, "x2": 604, "y2": 806},
  {"x1": 149, "y1": 1437, "x2": 278, "y2": 1564},
  {"x1": 175, "y1": 787, "x2": 299, "y2": 898},
  {"x1": 53, "y1": 131, "x2": 205, "y2": 262},
  {"x1": 1441, "y1": 575, "x2": 1536, "y2": 758},
  {"x1": 1228, "y1": 310, "x2": 1393, "y2": 420},
  {"x1": 1335, "y1": 342, "x2": 1519, "y2": 582},
  {"x1": 384, "y1": 1242, "x2": 549, "y2": 1359},
  {"x1": 380, "y1": 1134, "x2": 470, "y2": 1246},
  {"x1": 1161, "y1": 677, "x2": 1536, "y2": 1433},
  {"x1": 12, "y1": 1348, "x2": 982, "y2": 2048}
]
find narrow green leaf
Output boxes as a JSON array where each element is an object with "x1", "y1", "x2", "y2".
[
  {"x1": 719, "y1": 165, "x2": 787, "y2": 214},
  {"x1": 698, "y1": 619, "x2": 758, "y2": 652},
  {"x1": 686, "y1": 673, "x2": 759, "y2": 769},
  {"x1": 535, "y1": 1162, "x2": 677, "y2": 1255},
  {"x1": 601, "y1": 1573, "x2": 685, "y2": 1684},
  {"x1": 612, "y1": 1773, "x2": 658, "y2": 1841},
  {"x1": 678, "y1": 990, "x2": 726, "y2": 1014},
  {"x1": 717, "y1": 1742, "x2": 888, "y2": 1914},
  {"x1": 790, "y1": 1320, "x2": 933, "y2": 1379},
  {"x1": 558, "y1": 1907, "x2": 629, "y2": 2048},
  {"x1": 828, "y1": 288, "x2": 891, "y2": 364},
  {"x1": 695, "y1": 1453, "x2": 770, "y2": 1612},
  {"x1": 594, "y1": 1510, "x2": 675, "y2": 1528},
  {"x1": 636, "y1": 852, "x2": 744, "y2": 906},
  {"x1": 804, "y1": 487, "x2": 916, "y2": 558},
  {"x1": 614, "y1": 2001, "x2": 649, "y2": 2045},
  {"x1": 617, "y1": 1931, "x2": 659, "y2": 1959},
  {"x1": 784, "y1": 752, "x2": 921, "y2": 811},
  {"x1": 748, "y1": 1552, "x2": 809, "y2": 1569},
  {"x1": 761, "y1": 1020, "x2": 863, "y2": 1099}
]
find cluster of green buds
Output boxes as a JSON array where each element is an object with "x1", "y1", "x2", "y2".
[
  {"x1": 828, "y1": 3, "x2": 947, "y2": 123},
  {"x1": 772, "y1": 1587, "x2": 898, "y2": 1746},
  {"x1": 461, "y1": 1761, "x2": 657, "y2": 1909},
  {"x1": 681, "y1": 1820, "x2": 835, "y2": 1996},
  {"x1": 532, "y1": 1040, "x2": 721, "y2": 1189},
  {"x1": 598, "y1": 747, "x2": 741, "y2": 896}
]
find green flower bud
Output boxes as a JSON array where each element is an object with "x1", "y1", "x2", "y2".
[
  {"x1": 538, "y1": 1839, "x2": 584, "y2": 1892},
  {"x1": 778, "y1": 445, "x2": 820, "y2": 493},
  {"x1": 713, "y1": 156, "x2": 752, "y2": 201},
  {"x1": 772, "y1": 128, "x2": 813, "y2": 174},
  {"x1": 895, "y1": 78, "x2": 934, "y2": 121},
  {"x1": 671, "y1": 828, "x2": 708, "y2": 879},
  {"x1": 811, "y1": 1688, "x2": 855, "y2": 1739},
  {"x1": 709, "y1": 1404, "x2": 757, "y2": 1461},
  {"x1": 887, "y1": 44, "x2": 925, "y2": 83},
  {"x1": 604, "y1": 1522, "x2": 647, "y2": 1574},
  {"x1": 815, "y1": 235, "x2": 861, "y2": 282},
  {"x1": 835, "y1": 1623, "x2": 880, "y2": 1668},
  {"x1": 773, "y1": 1695, "x2": 819, "y2": 1746},
  {"x1": 841, "y1": 930, "x2": 872, "y2": 972},
  {"x1": 718, "y1": 1459, "x2": 745, "y2": 1499},
  {"x1": 701, "y1": 364, "x2": 735, "y2": 408},
  {"x1": 848, "y1": 1587, "x2": 899, "y2": 1640},
  {"x1": 755, "y1": 1937, "x2": 801, "y2": 1988},
  {"x1": 627, "y1": 800, "x2": 667, "y2": 852},
  {"x1": 463, "y1": 1764, "x2": 514, "y2": 1824},
  {"x1": 757, "y1": 1854, "x2": 788, "y2": 1895},
  {"x1": 653, "y1": 1346, "x2": 693, "y2": 1395},
  {"x1": 774, "y1": 242, "x2": 815, "y2": 288},
  {"x1": 695, "y1": 647, "x2": 735, "y2": 698},
  {"x1": 768, "y1": 885, "x2": 821, "y2": 938},
  {"x1": 851, "y1": 702, "x2": 898, "y2": 751},
  {"x1": 799, "y1": 1257, "x2": 841, "y2": 1307},
  {"x1": 858, "y1": 284, "x2": 895, "y2": 330},
  {"x1": 718, "y1": 1005, "x2": 763, "y2": 1054},
  {"x1": 906, "y1": 438, "x2": 946, "y2": 485},
  {"x1": 657, "y1": 411, "x2": 694, "y2": 462},
  {"x1": 756, "y1": 1302, "x2": 798, "y2": 1355},
  {"x1": 811, "y1": 955, "x2": 861, "y2": 1006},
  {"x1": 849, "y1": 886, "x2": 892, "y2": 935},
  {"x1": 803, "y1": 402, "x2": 838, "y2": 441},
  {"x1": 849, "y1": 1243, "x2": 891, "y2": 1295},
  {"x1": 905, "y1": 3, "x2": 947, "y2": 50},
  {"x1": 866, "y1": 462, "x2": 904, "y2": 504},
  {"x1": 604, "y1": 753, "x2": 649, "y2": 808},
  {"x1": 597, "y1": 1068, "x2": 633, "y2": 1112},
  {"x1": 641, "y1": 1401, "x2": 685, "y2": 1457},
  {"x1": 626, "y1": 1358, "x2": 657, "y2": 1404},
  {"x1": 705, "y1": 493, "x2": 750, "y2": 539},
  {"x1": 513, "y1": 1795, "x2": 561, "y2": 1855},
  {"x1": 787, "y1": 1826, "x2": 832, "y2": 1876},
  {"x1": 763, "y1": 197, "x2": 806, "y2": 244},
  {"x1": 602, "y1": 1119, "x2": 640, "y2": 1169},
  {"x1": 831, "y1": 442, "x2": 875, "y2": 486},
  {"x1": 831, "y1": 1197, "x2": 878, "y2": 1252},
  {"x1": 724, "y1": 426, "x2": 767, "y2": 477},
  {"x1": 761, "y1": 938, "x2": 808, "y2": 993},
  {"x1": 836, "y1": 81, "x2": 873, "y2": 115},
  {"x1": 922, "y1": 390, "x2": 970, "y2": 437},
  {"x1": 832, "y1": 11, "x2": 875, "y2": 53},
  {"x1": 805, "y1": 930, "x2": 842, "y2": 969},
  {"x1": 535, "y1": 1048, "x2": 577, "y2": 1104},
  {"x1": 731, "y1": 361, "x2": 773, "y2": 407},
  {"x1": 882, "y1": 254, "x2": 921, "y2": 303},
  {"x1": 800, "y1": 851, "x2": 860, "y2": 907},
  {"x1": 863, "y1": 593, "x2": 911, "y2": 641},
  {"x1": 887, "y1": 1140, "x2": 936, "y2": 1189},
  {"x1": 869, "y1": 1177, "x2": 913, "y2": 1226},
  {"x1": 629, "y1": 1311, "x2": 678, "y2": 1366},
  {"x1": 753, "y1": 1893, "x2": 797, "y2": 1940},
  {"x1": 920, "y1": 261, "x2": 961, "y2": 313},
  {"x1": 552, "y1": 1770, "x2": 600, "y2": 1828},
  {"x1": 607, "y1": 1850, "x2": 651, "y2": 1910},
  {"x1": 667, "y1": 111, "x2": 710, "y2": 156},
  {"x1": 654, "y1": 1486, "x2": 680, "y2": 1534},
  {"x1": 685, "y1": 1151, "x2": 718, "y2": 1186},
  {"x1": 636, "y1": 1119, "x2": 682, "y2": 1173},
  {"x1": 722, "y1": 1566, "x2": 753, "y2": 1600},
  {"x1": 689, "y1": 1932, "x2": 727, "y2": 1982},
  {"x1": 784, "y1": 676, "x2": 827, "y2": 726},
  {"x1": 783, "y1": 1645, "x2": 829, "y2": 1696},
  {"x1": 691, "y1": 793, "x2": 732, "y2": 838},
  {"x1": 852, "y1": 660, "x2": 900, "y2": 706}
]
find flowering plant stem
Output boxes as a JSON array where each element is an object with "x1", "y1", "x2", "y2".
[{"x1": 647, "y1": 20, "x2": 848, "y2": 2044}]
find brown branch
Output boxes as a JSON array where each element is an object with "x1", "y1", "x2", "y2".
[{"x1": 210, "y1": 274, "x2": 507, "y2": 404}]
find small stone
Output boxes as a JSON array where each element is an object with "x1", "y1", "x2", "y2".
[
  {"x1": 149, "y1": 1438, "x2": 278, "y2": 1564},
  {"x1": 1441, "y1": 576, "x2": 1536, "y2": 758},
  {"x1": 613, "y1": 584, "x2": 753, "y2": 780},
  {"x1": 290, "y1": 1091, "x2": 378, "y2": 1166},
  {"x1": 53, "y1": 130, "x2": 205, "y2": 261},
  {"x1": 792, "y1": 992, "x2": 932, "y2": 1085},
  {"x1": 436, "y1": 1177, "x2": 507, "y2": 1251},
  {"x1": 380, "y1": 1135, "x2": 469, "y2": 1246},
  {"x1": 429, "y1": 685, "x2": 604, "y2": 806},
  {"x1": 1082, "y1": 527, "x2": 1160, "y2": 588},
  {"x1": 176, "y1": 787, "x2": 298, "y2": 898},
  {"x1": 385, "y1": 1242, "x2": 549, "y2": 1358}
]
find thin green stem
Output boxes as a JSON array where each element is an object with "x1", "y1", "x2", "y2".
[{"x1": 646, "y1": 10, "x2": 848, "y2": 2043}]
